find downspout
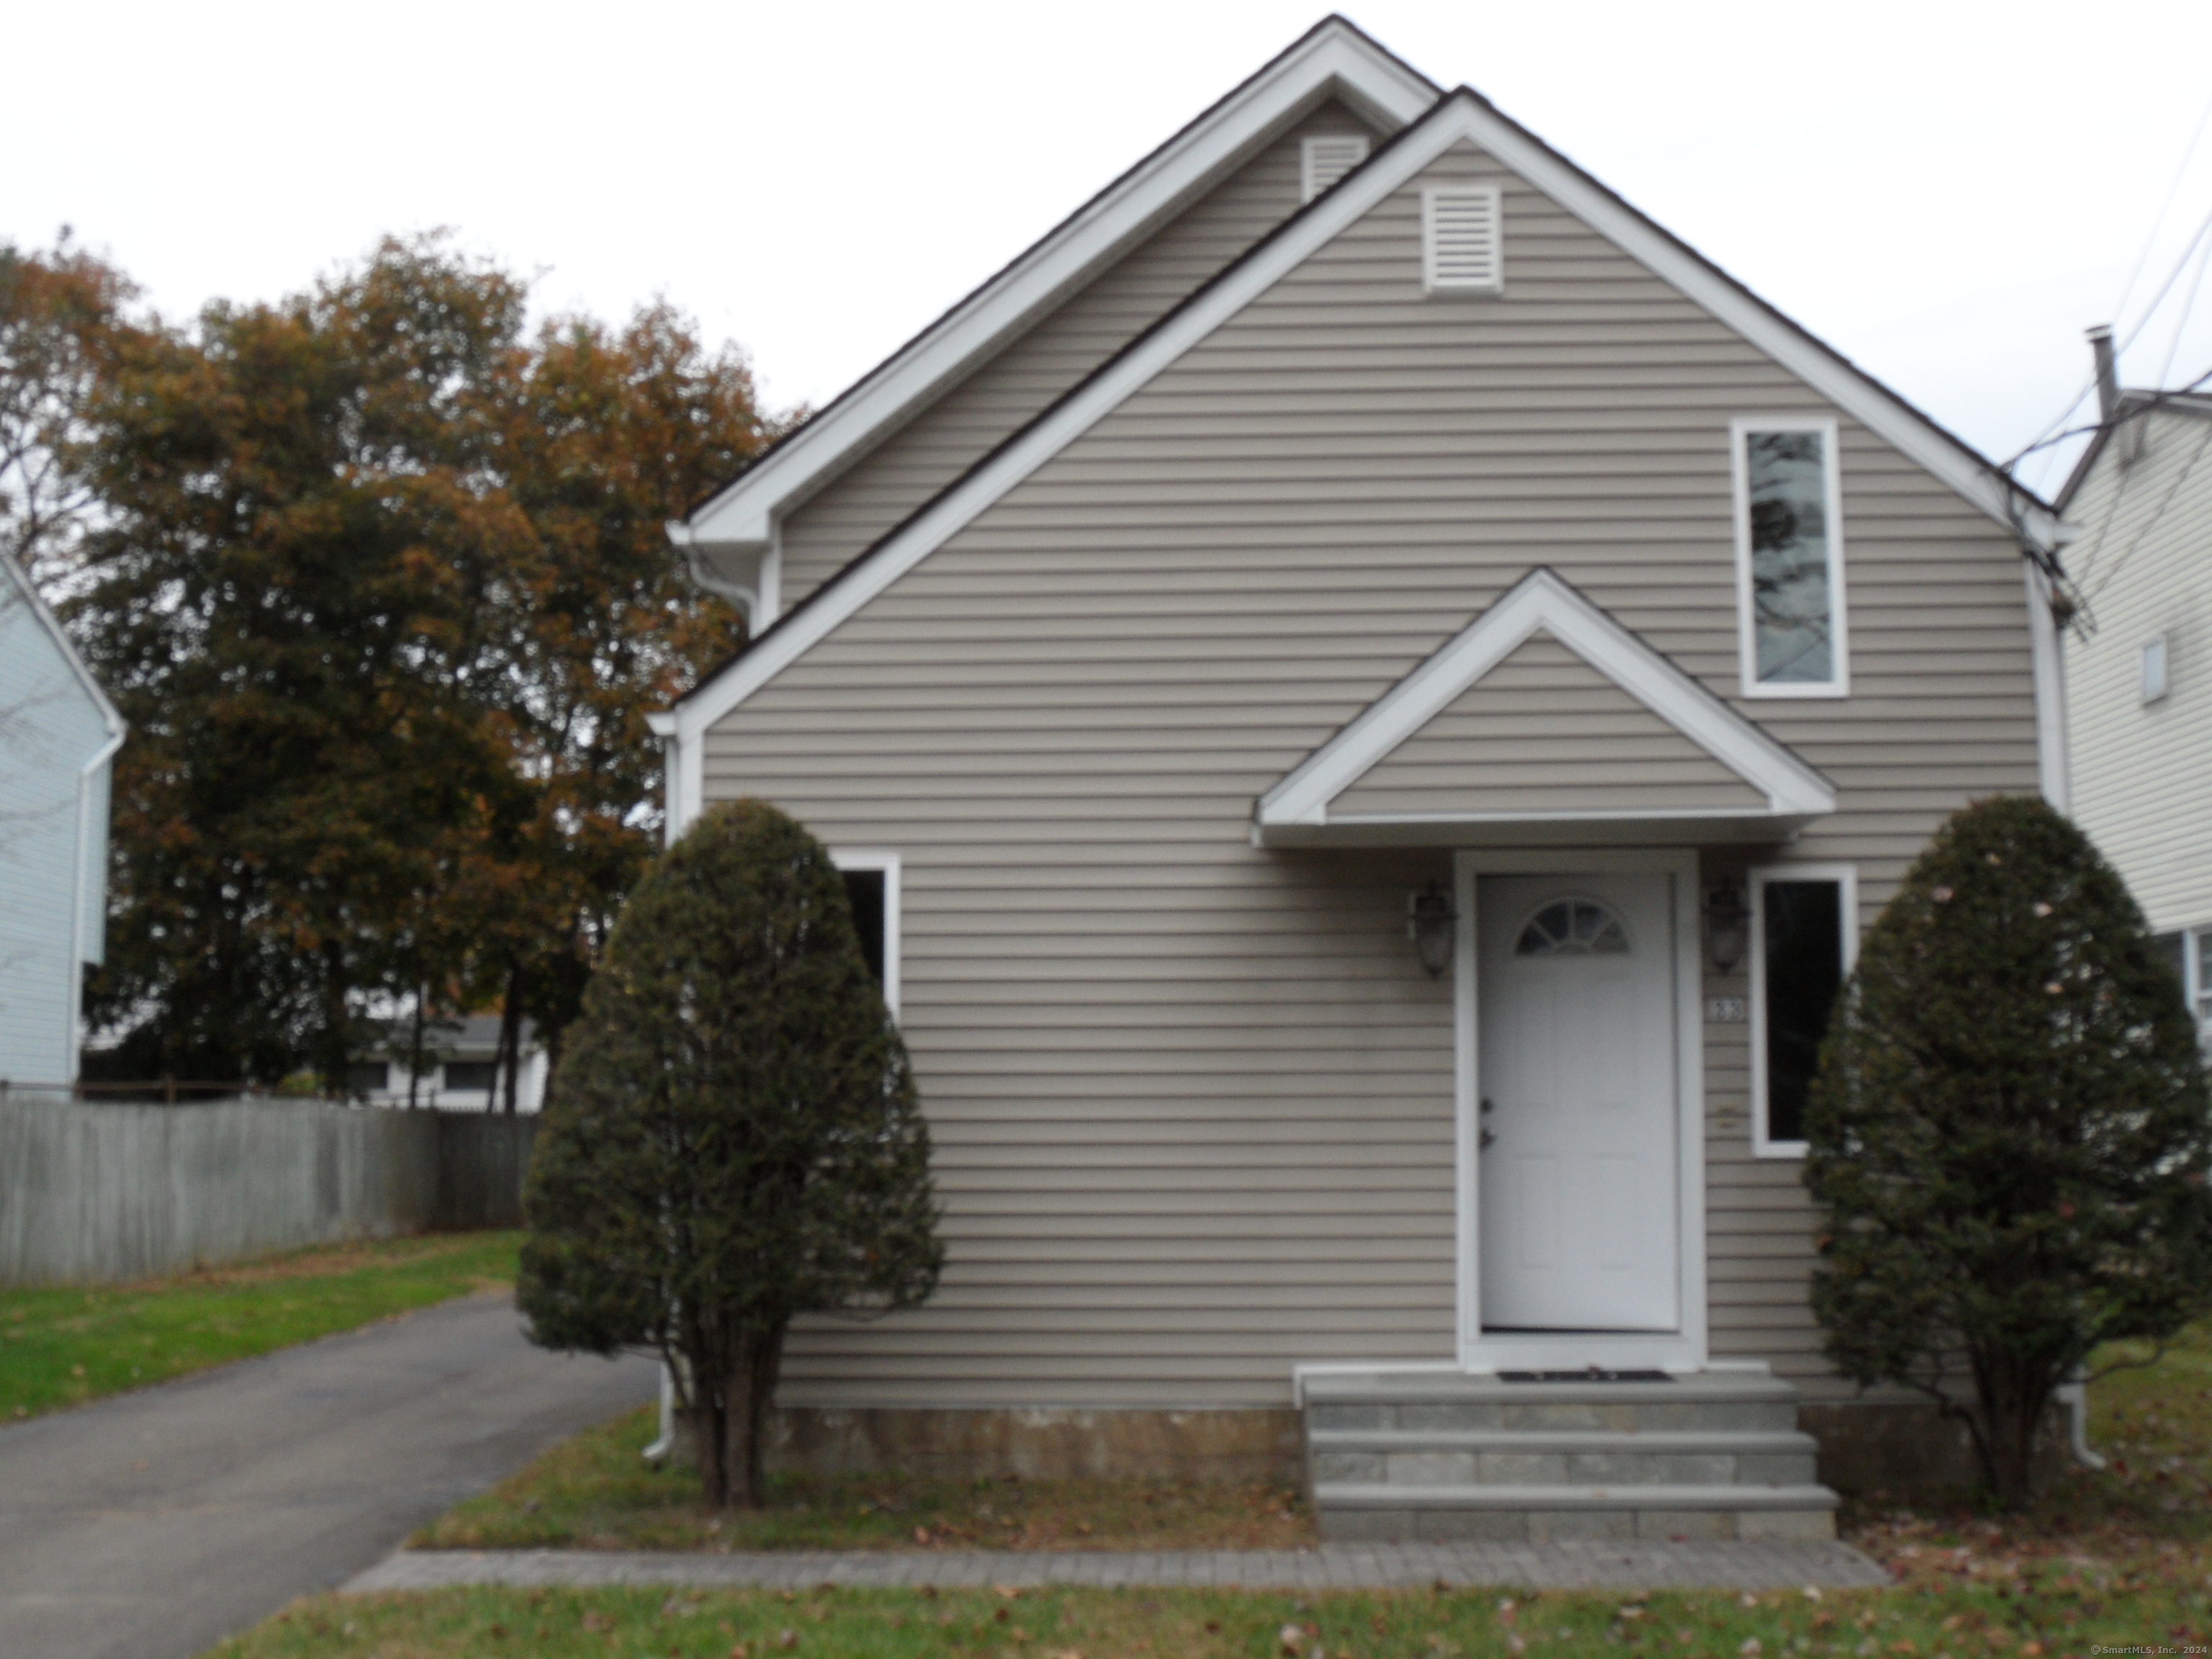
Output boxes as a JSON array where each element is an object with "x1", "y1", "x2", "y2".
[
  {"x1": 643, "y1": 1360, "x2": 678, "y2": 1464},
  {"x1": 66, "y1": 730, "x2": 125, "y2": 1085},
  {"x1": 665, "y1": 520, "x2": 760, "y2": 629},
  {"x1": 2056, "y1": 1374, "x2": 2105, "y2": 1470}
]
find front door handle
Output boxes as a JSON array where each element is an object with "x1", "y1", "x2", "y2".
[{"x1": 1478, "y1": 1098, "x2": 1496, "y2": 1152}]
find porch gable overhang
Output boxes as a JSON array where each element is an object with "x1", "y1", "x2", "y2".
[{"x1": 1252, "y1": 568, "x2": 1836, "y2": 848}]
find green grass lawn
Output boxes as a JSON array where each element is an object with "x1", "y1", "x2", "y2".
[
  {"x1": 207, "y1": 1313, "x2": 2212, "y2": 1655},
  {"x1": 0, "y1": 1231, "x2": 521, "y2": 1420},
  {"x1": 206, "y1": 1573, "x2": 2198, "y2": 1657}
]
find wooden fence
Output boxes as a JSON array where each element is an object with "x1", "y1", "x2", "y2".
[{"x1": 0, "y1": 1096, "x2": 539, "y2": 1284}]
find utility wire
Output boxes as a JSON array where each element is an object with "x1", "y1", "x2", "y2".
[
  {"x1": 2081, "y1": 416, "x2": 2212, "y2": 609},
  {"x1": 2006, "y1": 188, "x2": 2212, "y2": 477},
  {"x1": 2113, "y1": 89, "x2": 2212, "y2": 331},
  {"x1": 2157, "y1": 217, "x2": 2212, "y2": 390}
]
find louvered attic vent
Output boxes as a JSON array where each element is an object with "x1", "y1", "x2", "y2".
[
  {"x1": 1422, "y1": 185, "x2": 1503, "y2": 295},
  {"x1": 1301, "y1": 134, "x2": 1370, "y2": 203}
]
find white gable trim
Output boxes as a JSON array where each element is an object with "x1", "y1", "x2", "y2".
[
  {"x1": 1, "y1": 557, "x2": 125, "y2": 742},
  {"x1": 678, "y1": 19, "x2": 1437, "y2": 554},
  {"x1": 1255, "y1": 567, "x2": 1835, "y2": 831},
  {"x1": 1452, "y1": 104, "x2": 2063, "y2": 558},
  {"x1": 664, "y1": 87, "x2": 2059, "y2": 786}
]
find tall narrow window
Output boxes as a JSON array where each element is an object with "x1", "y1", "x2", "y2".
[
  {"x1": 1749, "y1": 865, "x2": 1857, "y2": 1155},
  {"x1": 830, "y1": 851, "x2": 902, "y2": 1020},
  {"x1": 1734, "y1": 418, "x2": 1847, "y2": 696}
]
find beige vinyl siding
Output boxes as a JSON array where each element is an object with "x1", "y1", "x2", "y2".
[
  {"x1": 2064, "y1": 409, "x2": 2212, "y2": 932},
  {"x1": 1331, "y1": 631, "x2": 1766, "y2": 816},
  {"x1": 775, "y1": 102, "x2": 1382, "y2": 611},
  {"x1": 703, "y1": 139, "x2": 2041, "y2": 1408}
]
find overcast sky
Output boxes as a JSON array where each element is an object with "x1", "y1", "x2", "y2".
[{"x1": 14, "y1": 1, "x2": 2212, "y2": 498}]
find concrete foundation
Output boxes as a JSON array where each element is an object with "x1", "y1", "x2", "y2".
[{"x1": 665, "y1": 1406, "x2": 1305, "y2": 1485}]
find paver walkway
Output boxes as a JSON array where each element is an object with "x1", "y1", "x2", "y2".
[
  {"x1": 349, "y1": 1539, "x2": 1892, "y2": 1596},
  {"x1": 0, "y1": 1289, "x2": 655, "y2": 1659}
]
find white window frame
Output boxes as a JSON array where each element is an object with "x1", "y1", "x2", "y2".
[
  {"x1": 1732, "y1": 415, "x2": 1850, "y2": 700},
  {"x1": 1748, "y1": 862, "x2": 1858, "y2": 1159},
  {"x1": 2142, "y1": 634, "x2": 2170, "y2": 703},
  {"x1": 830, "y1": 850, "x2": 902, "y2": 1021}
]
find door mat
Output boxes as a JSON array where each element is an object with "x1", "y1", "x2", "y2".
[{"x1": 1497, "y1": 1368, "x2": 1673, "y2": 1382}]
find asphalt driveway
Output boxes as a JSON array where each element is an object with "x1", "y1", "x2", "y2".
[{"x1": 0, "y1": 1287, "x2": 655, "y2": 1659}]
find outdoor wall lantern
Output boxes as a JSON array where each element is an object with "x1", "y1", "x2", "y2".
[
  {"x1": 1408, "y1": 881, "x2": 1458, "y2": 977},
  {"x1": 1704, "y1": 881, "x2": 1750, "y2": 975}
]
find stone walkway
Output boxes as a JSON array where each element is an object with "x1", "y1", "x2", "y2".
[{"x1": 348, "y1": 1541, "x2": 1892, "y2": 1596}]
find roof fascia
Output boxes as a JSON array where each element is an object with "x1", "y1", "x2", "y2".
[
  {"x1": 670, "y1": 86, "x2": 2065, "y2": 739},
  {"x1": 1255, "y1": 567, "x2": 1835, "y2": 830},
  {"x1": 678, "y1": 20, "x2": 1437, "y2": 552},
  {"x1": 1, "y1": 558, "x2": 126, "y2": 740},
  {"x1": 1434, "y1": 91, "x2": 2063, "y2": 554},
  {"x1": 2054, "y1": 390, "x2": 2212, "y2": 510}
]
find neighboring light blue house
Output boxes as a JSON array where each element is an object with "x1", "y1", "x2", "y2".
[{"x1": 0, "y1": 557, "x2": 125, "y2": 1089}]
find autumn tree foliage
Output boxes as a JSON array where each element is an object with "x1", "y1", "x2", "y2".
[
  {"x1": 54, "y1": 235, "x2": 765, "y2": 1087},
  {"x1": 1805, "y1": 795, "x2": 2212, "y2": 1508},
  {"x1": 0, "y1": 235, "x2": 136, "y2": 577},
  {"x1": 518, "y1": 801, "x2": 943, "y2": 1509}
]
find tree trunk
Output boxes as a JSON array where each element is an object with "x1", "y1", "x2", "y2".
[
  {"x1": 1973, "y1": 1350, "x2": 2058, "y2": 1510},
  {"x1": 407, "y1": 979, "x2": 425, "y2": 1109},
  {"x1": 498, "y1": 959, "x2": 524, "y2": 1115},
  {"x1": 722, "y1": 1323, "x2": 787, "y2": 1509}
]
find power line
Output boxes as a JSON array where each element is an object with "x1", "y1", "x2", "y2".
[
  {"x1": 2113, "y1": 88, "x2": 2212, "y2": 328},
  {"x1": 2156, "y1": 215, "x2": 2212, "y2": 390}
]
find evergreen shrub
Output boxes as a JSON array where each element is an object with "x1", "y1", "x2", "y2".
[
  {"x1": 1806, "y1": 795, "x2": 2212, "y2": 1506},
  {"x1": 517, "y1": 801, "x2": 942, "y2": 1507}
]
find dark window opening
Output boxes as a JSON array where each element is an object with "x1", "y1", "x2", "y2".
[
  {"x1": 345, "y1": 1061, "x2": 388, "y2": 1096},
  {"x1": 444, "y1": 1061, "x2": 498, "y2": 1092},
  {"x1": 2155, "y1": 930, "x2": 2187, "y2": 993},
  {"x1": 843, "y1": 868, "x2": 887, "y2": 989},
  {"x1": 1762, "y1": 880, "x2": 1844, "y2": 1145}
]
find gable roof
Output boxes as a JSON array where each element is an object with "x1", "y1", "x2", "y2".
[
  {"x1": 660, "y1": 72, "x2": 2066, "y2": 753},
  {"x1": 672, "y1": 16, "x2": 1438, "y2": 557},
  {"x1": 2055, "y1": 387, "x2": 2212, "y2": 509},
  {"x1": 1, "y1": 557, "x2": 125, "y2": 747},
  {"x1": 1252, "y1": 569, "x2": 1835, "y2": 846}
]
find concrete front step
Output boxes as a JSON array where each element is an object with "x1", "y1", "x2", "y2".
[
  {"x1": 1315, "y1": 1483, "x2": 1840, "y2": 1545},
  {"x1": 1304, "y1": 1371, "x2": 1802, "y2": 1435},
  {"x1": 1303, "y1": 1370, "x2": 1840, "y2": 1545},
  {"x1": 1308, "y1": 1427, "x2": 1820, "y2": 1488}
]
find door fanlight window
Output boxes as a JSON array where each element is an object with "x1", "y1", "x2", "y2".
[{"x1": 1514, "y1": 898, "x2": 1630, "y2": 957}]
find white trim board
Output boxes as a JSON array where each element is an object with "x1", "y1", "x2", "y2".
[
  {"x1": 661, "y1": 84, "x2": 2064, "y2": 787},
  {"x1": 676, "y1": 19, "x2": 1436, "y2": 554},
  {"x1": 1254, "y1": 567, "x2": 1835, "y2": 838},
  {"x1": 1, "y1": 556, "x2": 127, "y2": 742}
]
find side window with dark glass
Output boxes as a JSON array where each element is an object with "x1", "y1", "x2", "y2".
[
  {"x1": 1751, "y1": 870, "x2": 1854, "y2": 1153},
  {"x1": 831, "y1": 854, "x2": 901, "y2": 1019},
  {"x1": 843, "y1": 868, "x2": 887, "y2": 989}
]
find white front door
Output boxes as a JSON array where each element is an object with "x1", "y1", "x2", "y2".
[{"x1": 1477, "y1": 872, "x2": 1679, "y2": 1332}]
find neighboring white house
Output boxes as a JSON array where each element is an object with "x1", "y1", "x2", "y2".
[
  {"x1": 2059, "y1": 336, "x2": 2212, "y2": 1030},
  {"x1": 351, "y1": 1012, "x2": 547, "y2": 1112},
  {"x1": 0, "y1": 558, "x2": 125, "y2": 1089}
]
